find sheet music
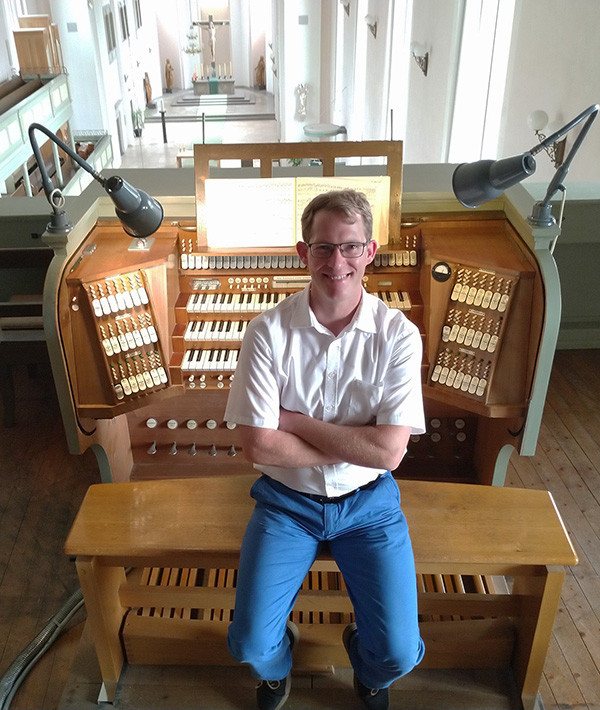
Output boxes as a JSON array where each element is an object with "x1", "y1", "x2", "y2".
[
  {"x1": 205, "y1": 176, "x2": 390, "y2": 248},
  {"x1": 294, "y1": 176, "x2": 390, "y2": 245},
  {"x1": 205, "y1": 178, "x2": 296, "y2": 248}
]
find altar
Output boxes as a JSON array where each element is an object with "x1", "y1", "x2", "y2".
[{"x1": 192, "y1": 78, "x2": 235, "y2": 95}]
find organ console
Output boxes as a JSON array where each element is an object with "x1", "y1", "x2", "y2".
[{"x1": 45, "y1": 141, "x2": 559, "y2": 487}]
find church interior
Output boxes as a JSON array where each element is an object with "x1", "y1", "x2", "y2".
[{"x1": 1, "y1": 1, "x2": 600, "y2": 709}]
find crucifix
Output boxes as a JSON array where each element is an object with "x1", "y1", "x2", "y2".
[{"x1": 193, "y1": 14, "x2": 230, "y2": 66}]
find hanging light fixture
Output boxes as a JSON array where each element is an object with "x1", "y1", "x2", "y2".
[
  {"x1": 183, "y1": 25, "x2": 201, "y2": 55},
  {"x1": 183, "y1": 0, "x2": 201, "y2": 55}
]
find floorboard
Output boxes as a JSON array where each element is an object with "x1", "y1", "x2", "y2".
[{"x1": 2, "y1": 351, "x2": 600, "y2": 709}]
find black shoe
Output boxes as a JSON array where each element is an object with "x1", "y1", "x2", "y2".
[
  {"x1": 255, "y1": 621, "x2": 299, "y2": 710},
  {"x1": 343, "y1": 623, "x2": 390, "y2": 710},
  {"x1": 256, "y1": 677, "x2": 291, "y2": 710}
]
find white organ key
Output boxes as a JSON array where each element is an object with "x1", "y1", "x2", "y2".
[
  {"x1": 197, "y1": 350, "x2": 209, "y2": 370},
  {"x1": 201, "y1": 321, "x2": 212, "y2": 340},
  {"x1": 224, "y1": 349, "x2": 236, "y2": 370},
  {"x1": 196, "y1": 321, "x2": 207, "y2": 340},
  {"x1": 191, "y1": 293, "x2": 203, "y2": 312},
  {"x1": 241, "y1": 293, "x2": 253, "y2": 312},
  {"x1": 186, "y1": 294, "x2": 197, "y2": 313},
  {"x1": 209, "y1": 349, "x2": 220, "y2": 371},
  {"x1": 186, "y1": 350, "x2": 197, "y2": 370},
  {"x1": 383, "y1": 292, "x2": 395, "y2": 308},
  {"x1": 182, "y1": 350, "x2": 193, "y2": 370},
  {"x1": 243, "y1": 293, "x2": 254, "y2": 312},
  {"x1": 204, "y1": 293, "x2": 217, "y2": 312},
  {"x1": 218, "y1": 293, "x2": 231, "y2": 312},
  {"x1": 210, "y1": 321, "x2": 221, "y2": 339},
  {"x1": 183, "y1": 321, "x2": 194, "y2": 340},
  {"x1": 193, "y1": 321, "x2": 205, "y2": 340}
]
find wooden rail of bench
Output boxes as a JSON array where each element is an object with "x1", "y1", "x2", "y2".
[{"x1": 64, "y1": 475, "x2": 577, "y2": 709}]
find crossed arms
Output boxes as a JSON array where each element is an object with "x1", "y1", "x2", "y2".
[{"x1": 237, "y1": 408, "x2": 411, "y2": 472}]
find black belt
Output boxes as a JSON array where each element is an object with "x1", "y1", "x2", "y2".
[{"x1": 298, "y1": 476, "x2": 381, "y2": 505}]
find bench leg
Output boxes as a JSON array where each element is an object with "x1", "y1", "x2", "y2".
[
  {"x1": 512, "y1": 565, "x2": 566, "y2": 710},
  {"x1": 76, "y1": 557, "x2": 128, "y2": 702}
]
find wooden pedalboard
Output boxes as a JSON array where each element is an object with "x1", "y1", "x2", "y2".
[{"x1": 122, "y1": 563, "x2": 512, "y2": 674}]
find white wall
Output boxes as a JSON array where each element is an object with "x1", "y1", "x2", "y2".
[
  {"x1": 500, "y1": 0, "x2": 600, "y2": 185},
  {"x1": 230, "y1": 0, "x2": 251, "y2": 87},
  {"x1": 403, "y1": 0, "x2": 463, "y2": 163},
  {"x1": 155, "y1": 1, "x2": 188, "y2": 92},
  {"x1": 0, "y1": 2, "x2": 18, "y2": 79},
  {"x1": 48, "y1": 0, "x2": 105, "y2": 133},
  {"x1": 277, "y1": 0, "x2": 323, "y2": 142},
  {"x1": 360, "y1": 0, "x2": 393, "y2": 140}
]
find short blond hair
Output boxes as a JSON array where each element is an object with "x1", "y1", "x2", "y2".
[{"x1": 300, "y1": 189, "x2": 373, "y2": 242}]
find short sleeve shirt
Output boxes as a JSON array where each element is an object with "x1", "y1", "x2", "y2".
[{"x1": 224, "y1": 286, "x2": 425, "y2": 497}]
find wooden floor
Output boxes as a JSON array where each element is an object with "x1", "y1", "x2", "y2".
[{"x1": 1, "y1": 350, "x2": 599, "y2": 709}]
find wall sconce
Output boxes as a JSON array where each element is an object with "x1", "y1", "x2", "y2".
[
  {"x1": 364, "y1": 14, "x2": 377, "y2": 39},
  {"x1": 339, "y1": 0, "x2": 350, "y2": 16},
  {"x1": 527, "y1": 110, "x2": 567, "y2": 168},
  {"x1": 411, "y1": 42, "x2": 429, "y2": 76}
]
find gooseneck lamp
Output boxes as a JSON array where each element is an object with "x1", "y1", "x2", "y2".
[
  {"x1": 28, "y1": 123, "x2": 164, "y2": 246},
  {"x1": 452, "y1": 104, "x2": 599, "y2": 227}
]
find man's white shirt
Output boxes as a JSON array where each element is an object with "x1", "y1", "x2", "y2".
[{"x1": 225, "y1": 286, "x2": 425, "y2": 497}]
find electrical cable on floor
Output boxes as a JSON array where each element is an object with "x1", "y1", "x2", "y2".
[{"x1": 0, "y1": 588, "x2": 85, "y2": 710}]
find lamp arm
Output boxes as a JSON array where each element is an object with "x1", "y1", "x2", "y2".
[
  {"x1": 534, "y1": 105, "x2": 598, "y2": 207},
  {"x1": 28, "y1": 123, "x2": 107, "y2": 201}
]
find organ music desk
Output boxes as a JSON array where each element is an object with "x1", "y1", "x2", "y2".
[{"x1": 42, "y1": 141, "x2": 561, "y2": 488}]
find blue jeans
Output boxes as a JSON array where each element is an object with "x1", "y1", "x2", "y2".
[{"x1": 227, "y1": 471, "x2": 425, "y2": 689}]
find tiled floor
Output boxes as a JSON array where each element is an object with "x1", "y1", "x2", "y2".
[{"x1": 118, "y1": 86, "x2": 279, "y2": 170}]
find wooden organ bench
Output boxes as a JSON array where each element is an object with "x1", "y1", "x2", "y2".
[{"x1": 64, "y1": 474, "x2": 577, "y2": 709}]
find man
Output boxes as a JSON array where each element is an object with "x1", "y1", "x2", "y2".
[{"x1": 225, "y1": 189, "x2": 425, "y2": 710}]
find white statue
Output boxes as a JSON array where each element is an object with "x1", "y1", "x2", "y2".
[{"x1": 295, "y1": 83, "x2": 308, "y2": 119}]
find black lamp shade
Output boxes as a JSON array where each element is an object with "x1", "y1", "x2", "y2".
[
  {"x1": 452, "y1": 153, "x2": 537, "y2": 208},
  {"x1": 105, "y1": 176, "x2": 164, "y2": 238}
]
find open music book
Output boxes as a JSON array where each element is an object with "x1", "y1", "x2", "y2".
[{"x1": 205, "y1": 176, "x2": 390, "y2": 248}]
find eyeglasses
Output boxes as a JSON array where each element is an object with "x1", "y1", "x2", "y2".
[{"x1": 306, "y1": 242, "x2": 369, "y2": 259}]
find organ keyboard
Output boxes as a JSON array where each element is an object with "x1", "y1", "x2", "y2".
[
  {"x1": 184, "y1": 290, "x2": 412, "y2": 315},
  {"x1": 184, "y1": 320, "x2": 248, "y2": 342},
  {"x1": 185, "y1": 291, "x2": 290, "y2": 313},
  {"x1": 181, "y1": 348, "x2": 239, "y2": 373},
  {"x1": 51, "y1": 141, "x2": 555, "y2": 488}
]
